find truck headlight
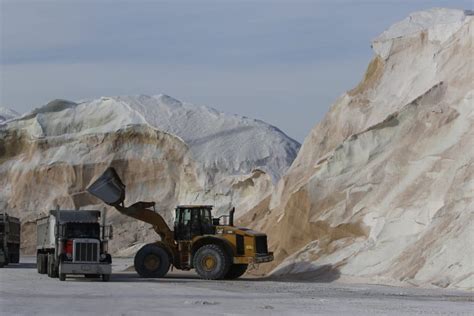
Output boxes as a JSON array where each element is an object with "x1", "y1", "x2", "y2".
[{"x1": 100, "y1": 253, "x2": 106, "y2": 260}]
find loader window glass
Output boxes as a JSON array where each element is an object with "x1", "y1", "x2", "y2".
[
  {"x1": 200, "y1": 209, "x2": 211, "y2": 226},
  {"x1": 182, "y1": 209, "x2": 191, "y2": 225},
  {"x1": 201, "y1": 209, "x2": 214, "y2": 235},
  {"x1": 175, "y1": 208, "x2": 215, "y2": 239},
  {"x1": 190, "y1": 209, "x2": 201, "y2": 235},
  {"x1": 175, "y1": 208, "x2": 192, "y2": 240}
]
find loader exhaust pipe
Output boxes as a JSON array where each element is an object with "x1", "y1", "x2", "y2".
[{"x1": 229, "y1": 207, "x2": 235, "y2": 226}]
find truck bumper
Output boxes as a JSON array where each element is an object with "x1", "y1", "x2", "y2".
[
  {"x1": 233, "y1": 252, "x2": 274, "y2": 264},
  {"x1": 60, "y1": 262, "x2": 111, "y2": 275}
]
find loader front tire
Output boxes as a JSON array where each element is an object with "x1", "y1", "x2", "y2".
[
  {"x1": 194, "y1": 244, "x2": 231, "y2": 280},
  {"x1": 134, "y1": 243, "x2": 170, "y2": 278}
]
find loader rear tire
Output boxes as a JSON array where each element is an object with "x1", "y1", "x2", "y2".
[
  {"x1": 134, "y1": 244, "x2": 170, "y2": 278},
  {"x1": 193, "y1": 244, "x2": 231, "y2": 280},
  {"x1": 224, "y1": 264, "x2": 248, "y2": 279}
]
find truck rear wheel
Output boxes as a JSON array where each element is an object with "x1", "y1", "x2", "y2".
[
  {"x1": 47, "y1": 254, "x2": 53, "y2": 277},
  {"x1": 225, "y1": 264, "x2": 248, "y2": 279},
  {"x1": 0, "y1": 251, "x2": 5, "y2": 268},
  {"x1": 10, "y1": 253, "x2": 19, "y2": 264},
  {"x1": 59, "y1": 273, "x2": 66, "y2": 281},
  {"x1": 193, "y1": 244, "x2": 231, "y2": 280},
  {"x1": 134, "y1": 244, "x2": 170, "y2": 278},
  {"x1": 38, "y1": 254, "x2": 48, "y2": 274},
  {"x1": 37, "y1": 254, "x2": 46, "y2": 274},
  {"x1": 36, "y1": 254, "x2": 42, "y2": 273}
]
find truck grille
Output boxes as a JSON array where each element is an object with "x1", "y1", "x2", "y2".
[
  {"x1": 255, "y1": 236, "x2": 268, "y2": 254},
  {"x1": 73, "y1": 239, "x2": 99, "y2": 262}
]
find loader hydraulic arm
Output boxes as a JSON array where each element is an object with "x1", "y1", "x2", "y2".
[{"x1": 114, "y1": 201, "x2": 176, "y2": 247}]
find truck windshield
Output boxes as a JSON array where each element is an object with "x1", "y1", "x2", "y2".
[{"x1": 64, "y1": 223, "x2": 100, "y2": 239}]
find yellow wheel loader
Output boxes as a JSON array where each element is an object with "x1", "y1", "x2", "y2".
[{"x1": 87, "y1": 168, "x2": 273, "y2": 280}]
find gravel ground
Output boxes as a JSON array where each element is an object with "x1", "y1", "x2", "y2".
[{"x1": 0, "y1": 257, "x2": 472, "y2": 315}]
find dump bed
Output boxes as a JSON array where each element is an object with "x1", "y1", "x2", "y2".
[
  {"x1": 36, "y1": 210, "x2": 102, "y2": 250},
  {"x1": 36, "y1": 215, "x2": 56, "y2": 250},
  {"x1": 0, "y1": 214, "x2": 20, "y2": 244}
]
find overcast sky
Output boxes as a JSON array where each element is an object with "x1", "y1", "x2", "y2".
[{"x1": 1, "y1": 0, "x2": 471, "y2": 142}]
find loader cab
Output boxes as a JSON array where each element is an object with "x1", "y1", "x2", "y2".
[{"x1": 174, "y1": 206, "x2": 215, "y2": 240}]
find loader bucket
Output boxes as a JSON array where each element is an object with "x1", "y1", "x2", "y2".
[{"x1": 87, "y1": 167, "x2": 126, "y2": 206}]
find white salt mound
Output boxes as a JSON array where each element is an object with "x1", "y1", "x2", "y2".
[{"x1": 243, "y1": 8, "x2": 473, "y2": 291}]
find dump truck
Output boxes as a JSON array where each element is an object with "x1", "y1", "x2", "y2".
[
  {"x1": 87, "y1": 167, "x2": 273, "y2": 280},
  {"x1": 0, "y1": 212, "x2": 21, "y2": 268},
  {"x1": 36, "y1": 208, "x2": 113, "y2": 281}
]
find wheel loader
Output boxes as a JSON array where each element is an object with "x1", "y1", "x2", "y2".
[{"x1": 87, "y1": 168, "x2": 273, "y2": 280}]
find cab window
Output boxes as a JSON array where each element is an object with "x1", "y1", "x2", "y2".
[{"x1": 200, "y1": 209, "x2": 211, "y2": 225}]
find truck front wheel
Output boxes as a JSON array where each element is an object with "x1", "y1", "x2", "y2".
[
  {"x1": 134, "y1": 243, "x2": 170, "y2": 278},
  {"x1": 193, "y1": 244, "x2": 231, "y2": 280},
  {"x1": 47, "y1": 254, "x2": 58, "y2": 278}
]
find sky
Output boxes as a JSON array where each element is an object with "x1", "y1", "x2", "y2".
[{"x1": 1, "y1": 0, "x2": 471, "y2": 142}]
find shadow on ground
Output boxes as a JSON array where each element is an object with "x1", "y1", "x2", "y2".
[
  {"x1": 6, "y1": 259, "x2": 340, "y2": 284},
  {"x1": 109, "y1": 264, "x2": 340, "y2": 284},
  {"x1": 264, "y1": 264, "x2": 341, "y2": 283},
  {"x1": 2, "y1": 262, "x2": 36, "y2": 269}
]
